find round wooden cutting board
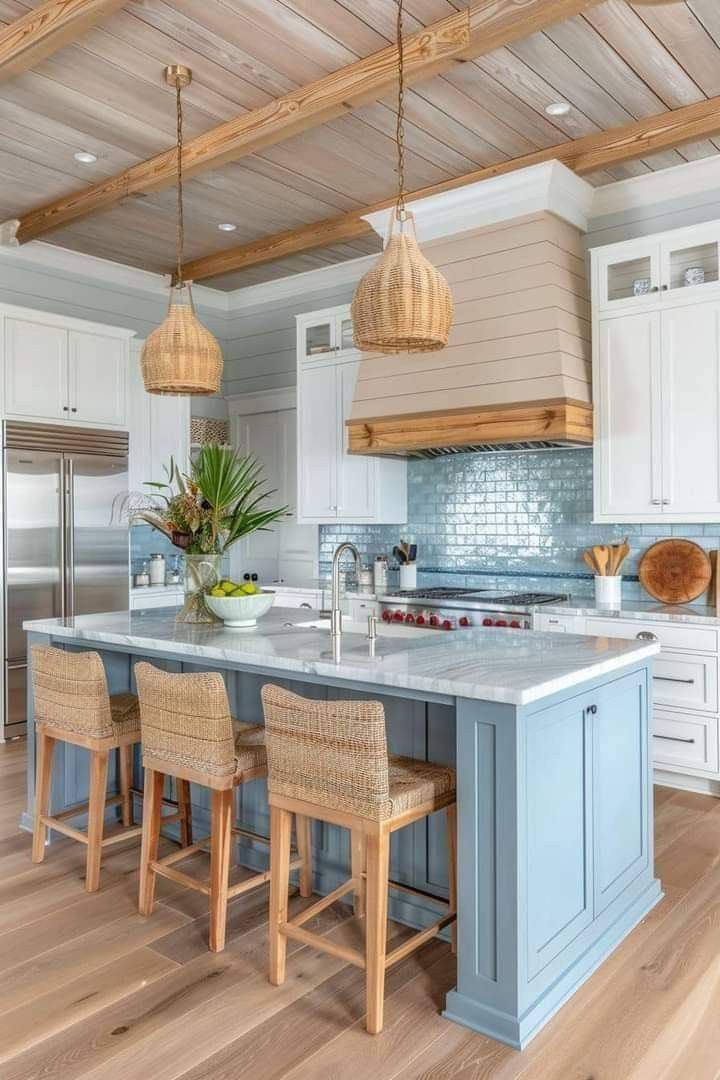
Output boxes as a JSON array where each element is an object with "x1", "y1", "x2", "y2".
[{"x1": 638, "y1": 539, "x2": 712, "y2": 604}]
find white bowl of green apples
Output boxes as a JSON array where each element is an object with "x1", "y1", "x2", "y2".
[{"x1": 205, "y1": 579, "x2": 275, "y2": 627}]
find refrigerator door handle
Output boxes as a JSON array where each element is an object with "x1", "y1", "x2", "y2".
[
  {"x1": 6, "y1": 659, "x2": 27, "y2": 671},
  {"x1": 66, "y1": 457, "x2": 75, "y2": 618},
  {"x1": 59, "y1": 457, "x2": 67, "y2": 621}
]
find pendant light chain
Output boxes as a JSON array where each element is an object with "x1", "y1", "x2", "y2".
[
  {"x1": 175, "y1": 79, "x2": 184, "y2": 285},
  {"x1": 395, "y1": 0, "x2": 406, "y2": 222}
]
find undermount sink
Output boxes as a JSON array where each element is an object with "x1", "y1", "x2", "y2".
[{"x1": 289, "y1": 617, "x2": 434, "y2": 639}]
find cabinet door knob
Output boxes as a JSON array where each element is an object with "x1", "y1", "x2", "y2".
[
  {"x1": 650, "y1": 498, "x2": 661, "y2": 505},
  {"x1": 661, "y1": 284, "x2": 669, "y2": 291},
  {"x1": 650, "y1": 286, "x2": 659, "y2": 293},
  {"x1": 63, "y1": 405, "x2": 69, "y2": 411},
  {"x1": 586, "y1": 704, "x2": 598, "y2": 715},
  {"x1": 662, "y1": 498, "x2": 671, "y2": 505}
]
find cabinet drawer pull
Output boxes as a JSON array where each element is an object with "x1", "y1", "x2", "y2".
[
  {"x1": 636, "y1": 631, "x2": 658, "y2": 642},
  {"x1": 299, "y1": 602, "x2": 312, "y2": 609},
  {"x1": 650, "y1": 498, "x2": 661, "y2": 505},
  {"x1": 653, "y1": 675, "x2": 696, "y2": 685},
  {"x1": 653, "y1": 733, "x2": 696, "y2": 745}
]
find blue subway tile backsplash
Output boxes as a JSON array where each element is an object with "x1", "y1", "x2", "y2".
[{"x1": 319, "y1": 448, "x2": 720, "y2": 604}]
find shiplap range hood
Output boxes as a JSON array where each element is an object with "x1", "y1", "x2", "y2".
[{"x1": 346, "y1": 162, "x2": 595, "y2": 456}]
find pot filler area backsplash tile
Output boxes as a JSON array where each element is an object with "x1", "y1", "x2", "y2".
[{"x1": 319, "y1": 448, "x2": 720, "y2": 604}]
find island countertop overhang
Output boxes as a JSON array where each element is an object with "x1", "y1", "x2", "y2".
[{"x1": 24, "y1": 607, "x2": 660, "y2": 707}]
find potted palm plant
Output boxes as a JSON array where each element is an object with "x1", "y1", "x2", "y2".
[{"x1": 138, "y1": 443, "x2": 288, "y2": 622}]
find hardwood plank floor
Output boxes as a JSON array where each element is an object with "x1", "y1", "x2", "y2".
[{"x1": 3, "y1": 742, "x2": 720, "y2": 1079}]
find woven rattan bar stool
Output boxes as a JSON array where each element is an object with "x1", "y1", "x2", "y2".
[
  {"x1": 262, "y1": 684, "x2": 457, "y2": 1035},
  {"x1": 134, "y1": 663, "x2": 313, "y2": 953},
  {"x1": 29, "y1": 644, "x2": 182, "y2": 893}
]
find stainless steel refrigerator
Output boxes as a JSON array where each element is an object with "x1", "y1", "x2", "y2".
[{"x1": 3, "y1": 422, "x2": 129, "y2": 739}]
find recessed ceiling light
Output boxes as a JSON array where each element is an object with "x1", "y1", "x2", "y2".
[
  {"x1": 217, "y1": 222, "x2": 237, "y2": 232},
  {"x1": 545, "y1": 102, "x2": 571, "y2": 117},
  {"x1": 73, "y1": 150, "x2": 98, "y2": 164}
]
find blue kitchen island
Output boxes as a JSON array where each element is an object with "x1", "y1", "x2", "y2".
[{"x1": 22, "y1": 607, "x2": 661, "y2": 1049}]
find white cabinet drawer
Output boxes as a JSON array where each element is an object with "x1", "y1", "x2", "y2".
[
  {"x1": 348, "y1": 597, "x2": 380, "y2": 621},
  {"x1": 534, "y1": 613, "x2": 584, "y2": 634},
  {"x1": 584, "y1": 617, "x2": 718, "y2": 654},
  {"x1": 268, "y1": 589, "x2": 322, "y2": 610},
  {"x1": 652, "y1": 709, "x2": 719, "y2": 774},
  {"x1": 652, "y1": 651, "x2": 718, "y2": 713}
]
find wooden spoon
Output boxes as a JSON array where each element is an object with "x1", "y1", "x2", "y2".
[
  {"x1": 614, "y1": 539, "x2": 630, "y2": 575},
  {"x1": 583, "y1": 549, "x2": 599, "y2": 575},
  {"x1": 593, "y1": 545, "x2": 609, "y2": 577}
]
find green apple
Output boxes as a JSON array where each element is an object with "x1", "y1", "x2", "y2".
[{"x1": 241, "y1": 583, "x2": 258, "y2": 595}]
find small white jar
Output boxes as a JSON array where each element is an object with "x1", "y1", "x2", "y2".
[
  {"x1": 595, "y1": 575, "x2": 622, "y2": 607},
  {"x1": 149, "y1": 553, "x2": 166, "y2": 586}
]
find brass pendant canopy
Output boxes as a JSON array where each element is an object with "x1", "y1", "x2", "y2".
[
  {"x1": 352, "y1": 0, "x2": 453, "y2": 355},
  {"x1": 142, "y1": 64, "x2": 223, "y2": 396}
]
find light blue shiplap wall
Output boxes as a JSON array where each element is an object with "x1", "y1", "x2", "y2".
[{"x1": 319, "y1": 448, "x2": 720, "y2": 603}]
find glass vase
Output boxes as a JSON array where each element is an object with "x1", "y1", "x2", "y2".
[{"x1": 176, "y1": 554, "x2": 222, "y2": 624}]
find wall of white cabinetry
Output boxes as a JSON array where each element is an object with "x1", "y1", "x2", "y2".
[
  {"x1": 1, "y1": 304, "x2": 132, "y2": 427},
  {"x1": 536, "y1": 612, "x2": 720, "y2": 788},
  {"x1": 592, "y1": 222, "x2": 720, "y2": 523},
  {"x1": 296, "y1": 306, "x2": 407, "y2": 525}
]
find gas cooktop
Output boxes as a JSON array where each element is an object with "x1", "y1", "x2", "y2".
[{"x1": 380, "y1": 587, "x2": 567, "y2": 607}]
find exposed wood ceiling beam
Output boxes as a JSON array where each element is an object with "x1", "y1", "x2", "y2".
[
  {"x1": 0, "y1": 0, "x2": 126, "y2": 82},
  {"x1": 182, "y1": 94, "x2": 720, "y2": 284},
  {"x1": 10, "y1": 0, "x2": 602, "y2": 244}
]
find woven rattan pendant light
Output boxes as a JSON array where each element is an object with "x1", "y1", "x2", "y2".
[
  {"x1": 141, "y1": 65, "x2": 223, "y2": 396},
  {"x1": 352, "y1": 0, "x2": 453, "y2": 354}
]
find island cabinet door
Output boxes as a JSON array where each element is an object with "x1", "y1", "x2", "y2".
[
  {"x1": 592, "y1": 668, "x2": 649, "y2": 916},
  {"x1": 525, "y1": 697, "x2": 593, "y2": 980}
]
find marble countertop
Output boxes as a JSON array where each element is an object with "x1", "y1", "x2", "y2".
[
  {"x1": 542, "y1": 598, "x2": 720, "y2": 625},
  {"x1": 24, "y1": 607, "x2": 659, "y2": 707}
]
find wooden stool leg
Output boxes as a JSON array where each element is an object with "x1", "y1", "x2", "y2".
[
  {"x1": 446, "y1": 803, "x2": 457, "y2": 955},
  {"x1": 268, "y1": 805, "x2": 292, "y2": 986},
  {"x1": 351, "y1": 830, "x2": 367, "y2": 918},
  {"x1": 119, "y1": 744, "x2": 133, "y2": 828},
  {"x1": 178, "y1": 779, "x2": 193, "y2": 847},
  {"x1": 138, "y1": 768, "x2": 165, "y2": 916},
  {"x1": 85, "y1": 749, "x2": 109, "y2": 893},
  {"x1": 32, "y1": 730, "x2": 56, "y2": 863},
  {"x1": 365, "y1": 826, "x2": 390, "y2": 1035},
  {"x1": 295, "y1": 814, "x2": 313, "y2": 898},
  {"x1": 209, "y1": 788, "x2": 233, "y2": 952}
]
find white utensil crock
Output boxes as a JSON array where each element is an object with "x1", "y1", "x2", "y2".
[
  {"x1": 595, "y1": 575, "x2": 622, "y2": 606},
  {"x1": 399, "y1": 563, "x2": 417, "y2": 590}
]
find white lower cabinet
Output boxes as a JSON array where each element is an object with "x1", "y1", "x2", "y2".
[{"x1": 540, "y1": 612, "x2": 720, "y2": 782}]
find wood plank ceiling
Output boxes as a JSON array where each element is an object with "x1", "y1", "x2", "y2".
[{"x1": 1, "y1": 0, "x2": 720, "y2": 290}]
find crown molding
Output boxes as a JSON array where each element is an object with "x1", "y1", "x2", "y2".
[
  {"x1": 0, "y1": 239, "x2": 229, "y2": 312},
  {"x1": 362, "y1": 161, "x2": 595, "y2": 244},
  {"x1": 224, "y1": 253, "x2": 378, "y2": 313},
  {"x1": 590, "y1": 154, "x2": 720, "y2": 220}
]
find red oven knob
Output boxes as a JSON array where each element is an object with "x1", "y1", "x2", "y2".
[
  {"x1": 458, "y1": 616, "x2": 471, "y2": 627},
  {"x1": 510, "y1": 620, "x2": 521, "y2": 629},
  {"x1": 405, "y1": 613, "x2": 415, "y2": 624},
  {"x1": 482, "y1": 617, "x2": 493, "y2": 627},
  {"x1": 442, "y1": 619, "x2": 453, "y2": 630},
  {"x1": 416, "y1": 614, "x2": 426, "y2": 626},
  {"x1": 382, "y1": 610, "x2": 392, "y2": 622},
  {"x1": 496, "y1": 619, "x2": 507, "y2": 627},
  {"x1": 429, "y1": 615, "x2": 439, "y2": 627},
  {"x1": 393, "y1": 610, "x2": 404, "y2": 622}
]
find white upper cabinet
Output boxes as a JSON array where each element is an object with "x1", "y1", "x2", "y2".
[
  {"x1": 1, "y1": 305, "x2": 132, "y2": 428},
  {"x1": 296, "y1": 305, "x2": 407, "y2": 525},
  {"x1": 593, "y1": 225, "x2": 720, "y2": 522},
  {"x1": 4, "y1": 316, "x2": 68, "y2": 420},
  {"x1": 593, "y1": 222, "x2": 720, "y2": 312},
  {"x1": 128, "y1": 340, "x2": 190, "y2": 496}
]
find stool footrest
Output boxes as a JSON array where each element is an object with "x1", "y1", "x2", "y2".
[
  {"x1": 281, "y1": 922, "x2": 365, "y2": 969},
  {"x1": 289, "y1": 876, "x2": 357, "y2": 928},
  {"x1": 231, "y1": 826, "x2": 270, "y2": 846},
  {"x1": 150, "y1": 860, "x2": 210, "y2": 895},
  {"x1": 40, "y1": 815, "x2": 88, "y2": 845},
  {"x1": 228, "y1": 869, "x2": 271, "y2": 897},
  {"x1": 101, "y1": 824, "x2": 143, "y2": 847},
  {"x1": 384, "y1": 911, "x2": 456, "y2": 969},
  {"x1": 155, "y1": 839, "x2": 211, "y2": 867},
  {"x1": 387, "y1": 878, "x2": 452, "y2": 907}
]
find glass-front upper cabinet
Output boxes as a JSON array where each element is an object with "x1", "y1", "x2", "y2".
[
  {"x1": 298, "y1": 305, "x2": 355, "y2": 362},
  {"x1": 593, "y1": 225, "x2": 720, "y2": 312}
]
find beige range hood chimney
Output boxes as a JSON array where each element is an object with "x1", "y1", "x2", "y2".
[{"x1": 347, "y1": 162, "x2": 594, "y2": 457}]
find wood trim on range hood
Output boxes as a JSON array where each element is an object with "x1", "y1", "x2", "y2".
[{"x1": 346, "y1": 401, "x2": 593, "y2": 456}]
